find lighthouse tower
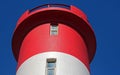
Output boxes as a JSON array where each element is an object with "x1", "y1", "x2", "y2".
[{"x1": 12, "y1": 4, "x2": 96, "y2": 75}]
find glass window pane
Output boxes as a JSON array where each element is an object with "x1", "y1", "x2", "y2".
[
  {"x1": 48, "y1": 69, "x2": 54, "y2": 75},
  {"x1": 50, "y1": 25, "x2": 58, "y2": 35},
  {"x1": 47, "y1": 62, "x2": 55, "y2": 68},
  {"x1": 46, "y1": 58, "x2": 56, "y2": 75}
]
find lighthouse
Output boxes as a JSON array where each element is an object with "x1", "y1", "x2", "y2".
[{"x1": 12, "y1": 4, "x2": 96, "y2": 75}]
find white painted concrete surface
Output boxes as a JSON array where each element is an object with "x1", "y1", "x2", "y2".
[{"x1": 16, "y1": 52, "x2": 90, "y2": 75}]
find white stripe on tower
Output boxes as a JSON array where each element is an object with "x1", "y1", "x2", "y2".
[{"x1": 16, "y1": 52, "x2": 90, "y2": 75}]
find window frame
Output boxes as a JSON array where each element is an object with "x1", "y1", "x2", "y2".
[
  {"x1": 50, "y1": 24, "x2": 58, "y2": 36},
  {"x1": 46, "y1": 58, "x2": 56, "y2": 75}
]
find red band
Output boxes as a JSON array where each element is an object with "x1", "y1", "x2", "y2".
[{"x1": 17, "y1": 23, "x2": 90, "y2": 70}]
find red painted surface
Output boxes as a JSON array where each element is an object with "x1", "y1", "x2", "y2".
[
  {"x1": 12, "y1": 4, "x2": 96, "y2": 72},
  {"x1": 17, "y1": 23, "x2": 89, "y2": 70}
]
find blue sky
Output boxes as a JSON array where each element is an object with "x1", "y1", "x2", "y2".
[{"x1": 0, "y1": 0, "x2": 120, "y2": 75}]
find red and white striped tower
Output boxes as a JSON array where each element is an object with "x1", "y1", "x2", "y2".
[{"x1": 12, "y1": 4, "x2": 96, "y2": 75}]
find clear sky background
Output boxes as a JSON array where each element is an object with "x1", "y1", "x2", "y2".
[{"x1": 0, "y1": 0, "x2": 120, "y2": 75}]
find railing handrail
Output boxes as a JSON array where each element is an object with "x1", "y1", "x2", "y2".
[{"x1": 30, "y1": 4, "x2": 70, "y2": 12}]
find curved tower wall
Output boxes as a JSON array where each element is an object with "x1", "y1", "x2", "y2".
[{"x1": 12, "y1": 4, "x2": 96, "y2": 75}]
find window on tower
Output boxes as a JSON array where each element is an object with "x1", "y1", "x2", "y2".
[
  {"x1": 50, "y1": 24, "x2": 58, "y2": 36},
  {"x1": 46, "y1": 58, "x2": 56, "y2": 75}
]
